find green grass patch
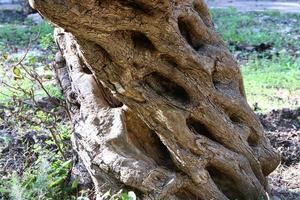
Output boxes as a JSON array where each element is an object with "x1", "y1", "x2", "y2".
[
  {"x1": 211, "y1": 8, "x2": 300, "y2": 112},
  {"x1": 242, "y1": 54, "x2": 300, "y2": 112},
  {"x1": 211, "y1": 8, "x2": 300, "y2": 49},
  {"x1": 243, "y1": 54, "x2": 300, "y2": 90},
  {"x1": 0, "y1": 21, "x2": 54, "y2": 49}
]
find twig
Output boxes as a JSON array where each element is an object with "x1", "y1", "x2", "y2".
[{"x1": 49, "y1": 127, "x2": 67, "y2": 160}]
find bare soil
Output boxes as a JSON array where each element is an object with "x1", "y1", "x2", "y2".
[{"x1": 258, "y1": 108, "x2": 300, "y2": 199}]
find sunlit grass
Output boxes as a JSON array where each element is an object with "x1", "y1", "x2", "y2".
[
  {"x1": 242, "y1": 54, "x2": 300, "y2": 112},
  {"x1": 211, "y1": 8, "x2": 300, "y2": 112},
  {"x1": 211, "y1": 8, "x2": 300, "y2": 49}
]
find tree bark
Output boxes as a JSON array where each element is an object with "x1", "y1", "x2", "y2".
[{"x1": 33, "y1": 0, "x2": 280, "y2": 199}]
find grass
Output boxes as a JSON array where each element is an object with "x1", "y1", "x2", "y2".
[
  {"x1": 211, "y1": 8, "x2": 300, "y2": 49},
  {"x1": 211, "y1": 8, "x2": 300, "y2": 112},
  {"x1": 243, "y1": 54, "x2": 300, "y2": 90},
  {"x1": 1, "y1": 157, "x2": 77, "y2": 200},
  {"x1": 242, "y1": 54, "x2": 300, "y2": 111},
  {"x1": 0, "y1": 20, "x2": 54, "y2": 50}
]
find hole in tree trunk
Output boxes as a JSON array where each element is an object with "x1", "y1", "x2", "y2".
[
  {"x1": 229, "y1": 114, "x2": 260, "y2": 147},
  {"x1": 160, "y1": 54, "x2": 178, "y2": 68},
  {"x1": 247, "y1": 133, "x2": 260, "y2": 147},
  {"x1": 81, "y1": 67, "x2": 93, "y2": 74},
  {"x1": 133, "y1": 62, "x2": 143, "y2": 69},
  {"x1": 230, "y1": 114, "x2": 259, "y2": 147},
  {"x1": 119, "y1": 0, "x2": 154, "y2": 15},
  {"x1": 187, "y1": 118, "x2": 217, "y2": 142},
  {"x1": 144, "y1": 72, "x2": 190, "y2": 104},
  {"x1": 125, "y1": 113, "x2": 175, "y2": 169},
  {"x1": 213, "y1": 78, "x2": 241, "y2": 98},
  {"x1": 150, "y1": 132, "x2": 176, "y2": 169},
  {"x1": 101, "y1": 85, "x2": 123, "y2": 108},
  {"x1": 178, "y1": 17, "x2": 205, "y2": 51},
  {"x1": 212, "y1": 68, "x2": 243, "y2": 98},
  {"x1": 229, "y1": 114, "x2": 241, "y2": 124},
  {"x1": 207, "y1": 166, "x2": 244, "y2": 200},
  {"x1": 132, "y1": 32, "x2": 156, "y2": 52}
]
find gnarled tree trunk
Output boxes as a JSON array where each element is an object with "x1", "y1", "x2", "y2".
[{"x1": 32, "y1": 0, "x2": 280, "y2": 199}]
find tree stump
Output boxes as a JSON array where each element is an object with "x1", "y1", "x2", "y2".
[{"x1": 33, "y1": 0, "x2": 280, "y2": 199}]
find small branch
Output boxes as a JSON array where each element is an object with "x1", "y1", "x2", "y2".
[{"x1": 49, "y1": 127, "x2": 67, "y2": 160}]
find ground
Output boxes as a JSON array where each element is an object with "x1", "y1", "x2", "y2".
[
  {"x1": 259, "y1": 109, "x2": 300, "y2": 199},
  {"x1": 0, "y1": 4, "x2": 299, "y2": 200}
]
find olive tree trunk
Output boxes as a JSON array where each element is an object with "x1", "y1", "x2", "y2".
[{"x1": 32, "y1": 0, "x2": 280, "y2": 199}]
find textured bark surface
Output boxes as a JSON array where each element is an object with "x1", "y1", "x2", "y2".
[{"x1": 34, "y1": 0, "x2": 280, "y2": 199}]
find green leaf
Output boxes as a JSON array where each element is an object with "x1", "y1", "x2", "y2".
[
  {"x1": 12, "y1": 66, "x2": 22, "y2": 77},
  {"x1": 28, "y1": 56, "x2": 37, "y2": 65},
  {"x1": 121, "y1": 193, "x2": 129, "y2": 200},
  {"x1": 48, "y1": 176, "x2": 65, "y2": 188},
  {"x1": 2, "y1": 53, "x2": 8, "y2": 60},
  {"x1": 71, "y1": 178, "x2": 79, "y2": 189},
  {"x1": 61, "y1": 159, "x2": 72, "y2": 168},
  {"x1": 22, "y1": 176, "x2": 35, "y2": 188},
  {"x1": 127, "y1": 191, "x2": 136, "y2": 200},
  {"x1": 110, "y1": 189, "x2": 123, "y2": 199}
]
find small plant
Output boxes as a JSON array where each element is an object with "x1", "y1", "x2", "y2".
[
  {"x1": 0, "y1": 157, "x2": 77, "y2": 200},
  {"x1": 0, "y1": 21, "x2": 77, "y2": 200},
  {"x1": 102, "y1": 189, "x2": 137, "y2": 200},
  {"x1": 40, "y1": 33, "x2": 54, "y2": 50}
]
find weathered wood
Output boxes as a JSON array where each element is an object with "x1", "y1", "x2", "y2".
[{"x1": 38, "y1": 0, "x2": 280, "y2": 199}]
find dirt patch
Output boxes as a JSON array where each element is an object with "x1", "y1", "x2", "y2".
[
  {"x1": 259, "y1": 108, "x2": 300, "y2": 166},
  {"x1": 258, "y1": 108, "x2": 300, "y2": 200},
  {"x1": 269, "y1": 163, "x2": 300, "y2": 200}
]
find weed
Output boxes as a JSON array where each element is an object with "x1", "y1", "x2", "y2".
[
  {"x1": 102, "y1": 189, "x2": 137, "y2": 200},
  {"x1": 0, "y1": 20, "x2": 76, "y2": 199},
  {"x1": 0, "y1": 157, "x2": 77, "y2": 200},
  {"x1": 40, "y1": 33, "x2": 54, "y2": 50},
  {"x1": 9, "y1": 173, "x2": 25, "y2": 200}
]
